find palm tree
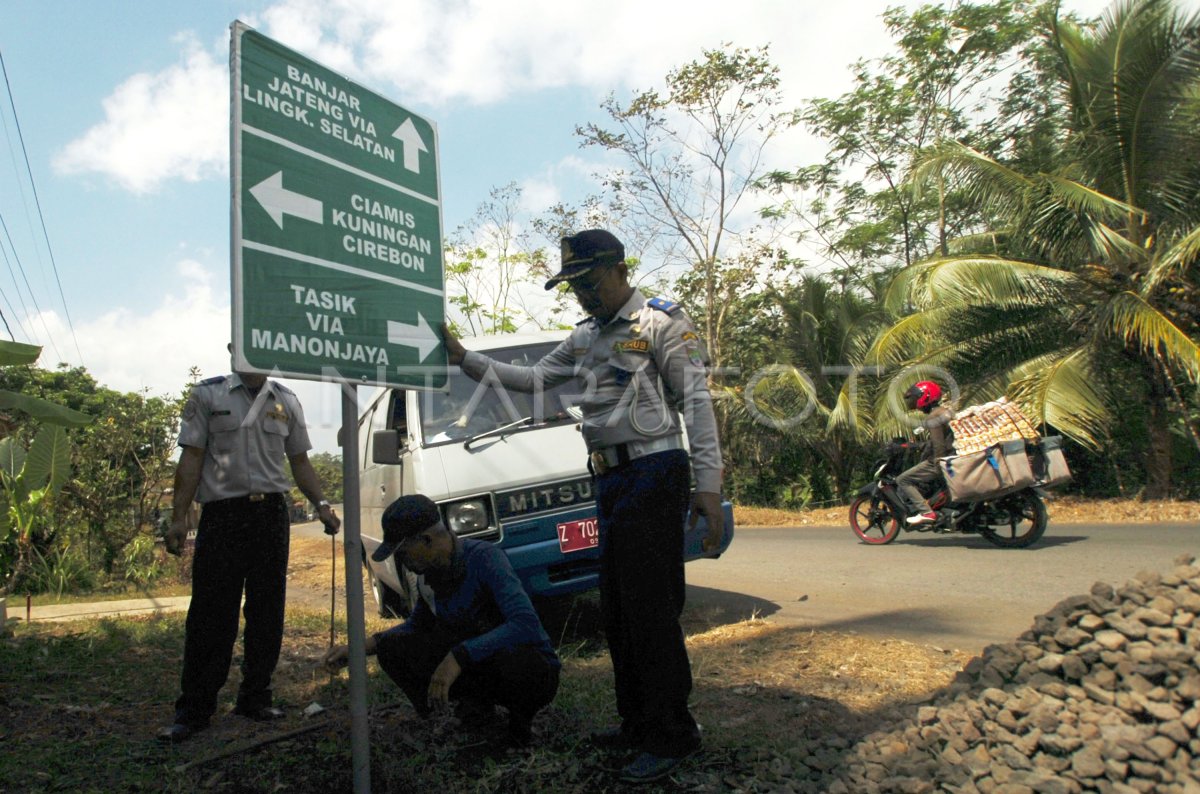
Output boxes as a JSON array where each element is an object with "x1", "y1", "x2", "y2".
[{"x1": 860, "y1": 0, "x2": 1200, "y2": 498}]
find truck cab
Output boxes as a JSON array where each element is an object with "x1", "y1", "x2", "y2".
[{"x1": 357, "y1": 331, "x2": 733, "y2": 616}]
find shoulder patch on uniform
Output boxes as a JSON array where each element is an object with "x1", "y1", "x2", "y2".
[
  {"x1": 197, "y1": 375, "x2": 227, "y2": 386},
  {"x1": 646, "y1": 297, "x2": 680, "y2": 314}
]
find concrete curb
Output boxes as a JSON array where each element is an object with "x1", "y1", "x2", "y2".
[{"x1": 16, "y1": 596, "x2": 192, "y2": 623}]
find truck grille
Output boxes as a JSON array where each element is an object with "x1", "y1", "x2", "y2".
[{"x1": 494, "y1": 476, "x2": 595, "y2": 521}]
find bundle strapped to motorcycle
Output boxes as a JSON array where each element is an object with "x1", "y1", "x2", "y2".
[{"x1": 939, "y1": 397, "x2": 1071, "y2": 501}]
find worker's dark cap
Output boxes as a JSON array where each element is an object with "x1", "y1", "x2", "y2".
[
  {"x1": 371, "y1": 495, "x2": 443, "y2": 561},
  {"x1": 544, "y1": 229, "x2": 625, "y2": 290}
]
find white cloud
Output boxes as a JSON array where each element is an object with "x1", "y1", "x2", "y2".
[
  {"x1": 52, "y1": 34, "x2": 228, "y2": 194},
  {"x1": 30, "y1": 259, "x2": 228, "y2": 396},
  {"x1": 27, "y1": 259, "x2": 348, "y2": 452}
]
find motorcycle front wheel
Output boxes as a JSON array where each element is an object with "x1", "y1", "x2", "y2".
[
  {"x1": 978, "y1": 489, "x2": 1048, "y2": 549},
  {"x1": 849, "y1": 494, "x2": 900, "y2": 545}
]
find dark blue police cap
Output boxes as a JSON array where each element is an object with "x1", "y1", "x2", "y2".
[
  {"x1": 371, "y1": 494, "x2": 443, "y2": 561},
  {"x1": 544, "y1": 229, "x2": 625, "y2": 290}
]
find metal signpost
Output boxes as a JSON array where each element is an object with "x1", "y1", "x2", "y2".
[{"x1": 231, "y1": 21, "x2": 447, "y2": 792}]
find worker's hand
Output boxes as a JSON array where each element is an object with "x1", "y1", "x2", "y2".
[
  {"x1": 690, "y1": 491, "x2": 725, "y2": 554},
  {"x1": 426, "y1": 652, "x2": 462, "y2": 709},
  {"x1": 318, "y1": 503, "x2": 341, "y2": 536},
  {"x1": 323, "y1": 644, "x2": 350, "y2": 673},
  {"x1": 441, "y1": 324, "x2": 467, "y2": 366},
  {"x1": 164, "y1": 518, "x2": 188, "y2": 557}
]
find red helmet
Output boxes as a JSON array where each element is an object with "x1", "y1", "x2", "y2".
[{"x1": 904, "y1": 380, "x2": 942, "y2": 410}]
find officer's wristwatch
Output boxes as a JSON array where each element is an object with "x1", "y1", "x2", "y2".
[{"x1": 317, "y1": 499, "x2": 332, "y2": 510}]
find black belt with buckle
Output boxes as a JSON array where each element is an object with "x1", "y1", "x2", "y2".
[{"x1": 211, "y1": 493, "x2": 284, "y2": 507}]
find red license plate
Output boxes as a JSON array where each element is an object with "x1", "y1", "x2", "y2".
[{"x1": 557, "y1": 517, "x2": 599, "y2": 554}]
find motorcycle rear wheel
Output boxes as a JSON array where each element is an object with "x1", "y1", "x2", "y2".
[
  {"x1": 978, "y1": 489, "x2": 1047, "y2": 549},
  {"x1": 849, "y1": 495, "x2": 900, "y2": 545}
]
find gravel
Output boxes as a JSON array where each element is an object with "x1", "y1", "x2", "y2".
[{"x1": 795, "y1": 554, "x2": 1200, "y2": 793}]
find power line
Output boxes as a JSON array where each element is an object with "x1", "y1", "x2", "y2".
[
  {"x1": 0, "y1": 211, "x2": 58, "y2": 358},
  {"x1": 0, "y1": 48, "x2": 84, "y2": 365},
  {"x1": 0, "y1": 223, "x2": 35, "y2": 341}
]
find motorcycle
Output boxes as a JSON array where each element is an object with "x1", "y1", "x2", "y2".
[{"x1": 848, "y1": 440, "x2": 1048, "y2": 548}]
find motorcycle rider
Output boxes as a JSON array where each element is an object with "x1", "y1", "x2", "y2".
[{"x1": 896, "y1": 380, "x2": 955, "y2": 525}]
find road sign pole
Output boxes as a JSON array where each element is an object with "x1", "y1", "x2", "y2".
[{"x1": 340, "y1": 386, "x2": 371, "y2": 793}]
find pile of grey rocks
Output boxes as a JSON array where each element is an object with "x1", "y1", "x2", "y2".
[{"x1": 822, "y1": 554, "x2": 1200, "y2": 794}]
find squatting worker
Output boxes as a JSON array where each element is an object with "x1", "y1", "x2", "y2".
[
  {"x1": 158, "y1": 348, "x2": 340, "y2": 744},
  {"x1": 323, "y1": 495, "x2": 560, "y2": 746},
  {"x1": 441, "y1": 229, "x2": 724, "y2": 784}
]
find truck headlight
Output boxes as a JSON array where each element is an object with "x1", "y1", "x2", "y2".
[{"x1": 443, "y1": 499, "x2": 491, "y2": 535}]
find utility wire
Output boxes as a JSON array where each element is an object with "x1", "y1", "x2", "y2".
[
  {"x1": 0, "y1": 48, "x2": 83, "y2": 364},
  {"x1": 0, "y1": 228, "x2": 34, "y2": 341},
  {"x1": 0, "y1": 211, "x2": 57, "y2": 358}
]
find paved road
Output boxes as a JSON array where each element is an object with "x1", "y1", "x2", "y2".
[{"x1": 682, "y1": 521, "x2": 1200, "y2": 654}]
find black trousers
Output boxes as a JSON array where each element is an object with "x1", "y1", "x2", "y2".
[
  {"x1": 374, "y1": 628, "x2": 559, "y2": 720},
  {"x1": 174, "y1": 494, "x2": 289, "y2": 724},
  {"x1": 596, "y1": 448, "x2": 700, "y2": 757},
  {"x1": 897, "y1": 460, "x2": 941, "y2": 514}
]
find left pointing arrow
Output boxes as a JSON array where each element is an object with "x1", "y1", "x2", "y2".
[{"x1": 250, "y1": 171, "x2": 323, "y2": 229}]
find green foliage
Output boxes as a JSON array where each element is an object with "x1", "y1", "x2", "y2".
[
  {"x1": 576, "y1": 44, "x2": 794, "y2": 370},
  {"x1": 0, "y1": 340, "x2": 90, "y2": 428},
  {"x1": 0, "y1": 425, "x2": 74, "y2": 591},
  {"x1": 291, "y1": 451, "x2": 344, "y2": 506},
  {"x1": 117, "y1": 533, "x2": 168, "y2": 588},
  {"x1": 20, "y1": 543, "x2": 95, "y2": 598},
  {"x1": 871, "y1": 0, "x2": 1200, "y2": 497}
]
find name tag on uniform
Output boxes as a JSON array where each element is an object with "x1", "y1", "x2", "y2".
[
  {"x1": 614, "y1": 339, "x2": 650, "y2": 354},
  {"x1": 209, "y1": 410, "x2": 232, "y2": 416}
]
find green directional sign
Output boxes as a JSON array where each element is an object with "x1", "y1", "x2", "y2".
[{"x1": 230, "y1": 22, "x2": 446, "y2": 388}]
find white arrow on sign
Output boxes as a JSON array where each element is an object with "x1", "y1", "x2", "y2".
[
  {"x1": 387, "y1": 312, "x2": 439, "y2": 362},
  {"x1": 250, "y1": 171, "x2": 323, "y2": 229},
  {"x1": 391, "y1": 118, "x2": 428, "y2": 174}
]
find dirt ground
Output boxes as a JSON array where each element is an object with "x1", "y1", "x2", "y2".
[
  {"x1": 734, "y1": 494, "x2": 1199, "y2": 527},
  {"x1": 281, "y1": 497, "x2": 1196, "y2": 733}
]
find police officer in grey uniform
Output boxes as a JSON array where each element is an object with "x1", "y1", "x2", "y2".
[
  {"x1": 442, "y1": 229, "x2": 724, "y2": 783},
  {"x1": 158, "y1": 360, "x2": 340, "y2": 743}
]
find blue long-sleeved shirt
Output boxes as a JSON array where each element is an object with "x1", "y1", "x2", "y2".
[{"x1": 375, "y1": 538, "x2": 559, "y2": 669}]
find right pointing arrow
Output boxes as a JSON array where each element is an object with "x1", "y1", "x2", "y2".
[
  {"x1": 387, "y1": 313, "x2": 439, "y2": 362},
  {"x1": 250, "y1": 171, "x2": 323, "y2": 229}
]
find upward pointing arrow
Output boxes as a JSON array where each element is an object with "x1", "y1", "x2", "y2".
[
  {"x1": 391, "y1": 118, "x2": 428, "y2": 174},
  {"x1": 387, "y1": 313, "x2": 439, "y2": 362},
  {"x1": 249, "y1": 171, "x2": 323, "y2": 229}
]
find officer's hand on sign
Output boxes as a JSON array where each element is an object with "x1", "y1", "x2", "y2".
[
  {"x1": 164, "y1": 517, "x2": 188, "y2": 557},
  {"x1": 318, "y1": 502, "x2": 341, "y2": 536},
  {"x1": 440, "y1": 323, "x2": 466, "y2": 366},
  {"x1": 691, "y1": 491, "x2": 725, "y2": 553}
]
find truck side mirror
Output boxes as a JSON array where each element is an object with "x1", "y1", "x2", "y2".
[
  {"x1": 336, "y1": 427, "x2": 345, "y2": 447},
  {"x1": 372, "y1": 429, "x2": 403, "y2": 464}
]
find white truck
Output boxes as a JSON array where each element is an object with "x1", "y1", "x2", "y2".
[{"x1": 356, "y1": 330, "x2": 734, "y2": 615}]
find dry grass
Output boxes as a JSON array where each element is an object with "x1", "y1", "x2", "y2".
[{"x1": 735, "y1": 496, "x2": 1199, "y2": 527}]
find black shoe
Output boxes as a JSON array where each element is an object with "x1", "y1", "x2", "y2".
[
  {"x1": 455, "y1": 698, "x2": 496, "y2": 730},
  {"x1": 156, "y1": 721, "x2": 207, "y2": 744},
  {"x1": 233, "y1": 705, "x2": 285, "y2": 722},
  {"x1": 619, "y1": 749, "x2": 698, "y2": 783},
  {"x1": 590, "y1": 725, "x2": 641, "y2": 752},
  {"x1": 506, "y1": 714, "x2": 533, "y2": 747}
]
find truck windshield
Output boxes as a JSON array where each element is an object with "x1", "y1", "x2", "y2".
[{"x1": 420, "y1": 342, "x2": 584, "y2": 445}]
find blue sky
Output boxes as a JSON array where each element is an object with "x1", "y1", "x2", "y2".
[{"x1": 0, "y1": 0, "x2": 1164, "y2": 451}]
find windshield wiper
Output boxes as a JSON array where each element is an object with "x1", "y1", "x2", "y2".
[{"x1": 463, "y1": 415, "x2": 535, "y2": 450}]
